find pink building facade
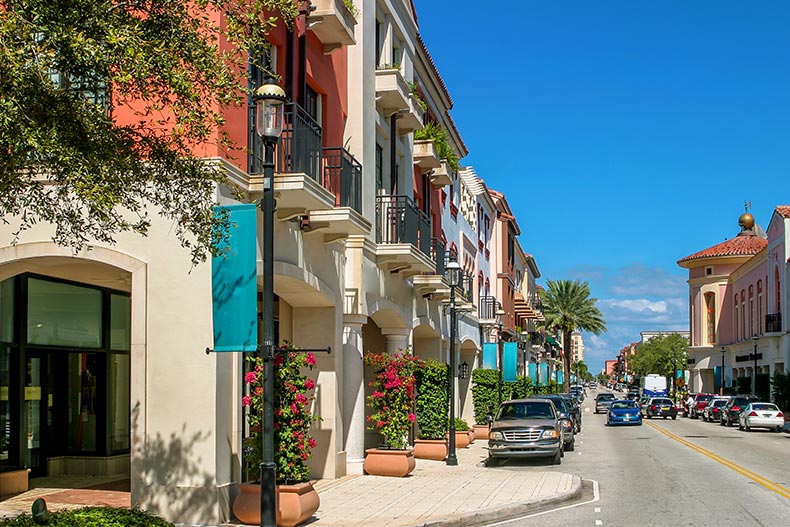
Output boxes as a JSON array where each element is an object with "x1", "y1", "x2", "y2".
[{"x1": 678, "y1": 208, "x2": 790, "y2": 396}]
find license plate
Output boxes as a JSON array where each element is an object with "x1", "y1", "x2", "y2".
[
  {"x1": 763, "y1": 413, "x2": 772, "y2": 418},
  {"x1": 661, "y1": 407, "x2": 669, "y2": 411}
]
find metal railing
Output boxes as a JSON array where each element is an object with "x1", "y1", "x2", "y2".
[
  {"x1": 478, "y1": 295, "x2": 501, "y2": 321},
  {"x1": 766, "y1": 313, "x2": 782, "y2": 333},
  {"x1": 375, "y1": 195, "x2": 431, "y2": 258},
  {"x1": 431, "y1": 238, "x2": 446, "y2": 277},
  {"x1": 459, "y1": 271, "x2": 474, "y2": 303},
  {"x1": 322, "y1": 147, "x2": 362, "y2": 213}
]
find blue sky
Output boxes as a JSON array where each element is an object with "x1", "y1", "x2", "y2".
[{"x1": 414, "y1": 1, "x2": 790, "y2": 373}]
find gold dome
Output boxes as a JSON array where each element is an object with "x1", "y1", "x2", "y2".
[{"x1": 738, "y1": 212, "x2": 755, "y2": 230}]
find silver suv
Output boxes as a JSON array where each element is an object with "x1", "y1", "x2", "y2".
[{"x1": 488, "y1": 399, "x2": 563, "y2": 465}]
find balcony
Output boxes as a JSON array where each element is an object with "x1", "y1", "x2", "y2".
[
  {"x1": 413, "y1": 140, "x2": 441, "y2": 172},
  {"x1": 301, "y1": 147, "x2": 370, "y2": 242},
  {"x1": 430, "y1": 160, "x2": 452, "y2": 187},
  {"x1": 375, "y1": 68, "x2": 410, "y2": 116},
  {"x1": 396, "y1": 94, "x2": 424, "y2": 135},
  {"x1": 413, "y1": 238, "x2": 450, "y2": 299},
  {"x1": 766, "y1": 313, "x2": 782, "y2": 333},
  {"x1": 375, "y1": 195, "x2": 434, "y2": 276},
  {"x1": 478, "y1": 295, "x2": 502, "y2": 325},
  {"x1": 307, "y1": 0, "x2": 357, "y2": 54}
]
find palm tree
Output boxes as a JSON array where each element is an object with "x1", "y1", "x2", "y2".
[{"x1": 541, "y1": 280, "x2": 606, "y2": 393}]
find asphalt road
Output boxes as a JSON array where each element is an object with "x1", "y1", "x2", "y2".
[{"x1": 483, "y1": 389, "x2": 790, "y2": 527}]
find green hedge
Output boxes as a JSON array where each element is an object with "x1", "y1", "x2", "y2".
[
  {"x1": 0, "y1": 507, "x2": 174, "y2": 527},
  {"x1": 453, "y1": 417, "x2": 469, "y2": 431},
  {"x1": 415, "y1": 359, "x2": 449, "y2": 439},
  {"x1": 471, "y1": 368, "x2": 498, "y2": 424},
  {"x1": 772, "y1": 370, "x2": 790, "y2": 411}
]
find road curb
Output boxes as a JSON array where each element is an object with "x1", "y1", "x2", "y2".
[{"x1": 409, "y1": 474, "x2": 583, "y2": 527}]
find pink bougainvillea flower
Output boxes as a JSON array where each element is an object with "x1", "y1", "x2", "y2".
[
  {"x1": 407, "y1": 413, "x2": 416, "y2": 422},
  {"x1": 242, "y1": 396, "x2": 252, "y2": 407},
  {"x1": 305, "y1": 379, "x2": 315, "y2": 390},
  {"x1": 244, "y1": 371, "x2": 258, "y2": 384},
  {"x1": 306, "y1": 352, "x2": 317, "y2": 366},
  {"x1": 308, "y1": 438, "x2": 317, "y2": 448},
  {"x1": 295, "y1": 393, "x2": 307, "y2": 404}
]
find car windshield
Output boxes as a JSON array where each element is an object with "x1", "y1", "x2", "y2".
[
  {"x1": 712, "y1": 399, "x2": 728, "y2": 407},
  {"x1": 652, "y1": 399, "x2": 672, "y2": 405},
  {"x1": 697, "y1": 395, "x2": 713, "y2": 402},
  {"x1": 497, "y1": 402, "x2": 555, "y2": 420},
  {"x1": 611, "y1": 401, "x2": 637, "y2": 409},
  {"x1": 751, "y1": 404, "x2": 778, "y2": 411},
  {"x1": 597, "y1": 394, "x2": 615, "y2": 401}
]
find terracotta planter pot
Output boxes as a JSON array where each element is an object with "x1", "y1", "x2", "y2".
[
  {"x1": 363, "y1": 448, "x2": 416, "y2": 477},
  {"x1": 467, "y1": 430, "x2": 475, "y2": 444},
  {"x1": 232, "y1": 481, "x2": 320, "y2": 526},
  {"x1": 454, "y1": 430, "x2": 470, "y2": 448},
  {"x1": 413, "y1": 439, "x2": 449, "y2": 461},
  {"x1": 473, "y1": 424, "x2": 490, "y2": 440}
]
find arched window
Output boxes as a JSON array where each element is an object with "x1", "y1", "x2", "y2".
[
  {"x1": 734, "y1": 297, "x2": 740, "y2": 341},
  {"x1": 749, "y1": 285, "x2": 754, "y2": 337},
  {"x1": 740, "y1": 290, "x2": 746, "y2": 340},
  {"x1": 776, "y1": 266, "x2": 782, "y2": 314},
  {"x1": 757, "y1": 280, "x2": 763, "y2": 333},
  {"x1": 704, "y1": 292, "x2": 716, "y2": 345}
]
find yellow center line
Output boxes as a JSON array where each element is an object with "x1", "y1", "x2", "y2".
[{"x1": 645, "y1": 421, "x2": 790, "y2": 499}]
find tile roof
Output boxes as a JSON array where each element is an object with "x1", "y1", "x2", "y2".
[
  {"x1": 776, "y1": 206, "x2": 790, "y2": 218},
  {"x1": 677, "y1": 234, "x2": 767, "y2": 263}
]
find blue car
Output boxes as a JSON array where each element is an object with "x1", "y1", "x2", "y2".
[{"x1": 606, "y1": 400, "x2": 642, "y2": 426}]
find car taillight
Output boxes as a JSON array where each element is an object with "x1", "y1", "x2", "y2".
[
  {"x1": 651, "y1": 405, "x2": 657, "y2": 410},
  {"x1": 672, "y1": 406, "x2": 677, "y2": 411},
  {"x1": 748, "y1": 411, "x2": 758, "y2": 417},
  {"x1": 732, "y1": 406, "x2": 740, "y2": 412},
  {"x1": 778, "y1": 411, "x2": 784, "y2": 418}
]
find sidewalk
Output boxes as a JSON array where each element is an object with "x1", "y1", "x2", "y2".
[
  {"x1": 279, "y1": 439, "x2": 581, "y2": 527},
  {"x1": 0, "y1": 439, "x2": 581, "y2": 527}
]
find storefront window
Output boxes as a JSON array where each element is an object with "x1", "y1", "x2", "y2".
[
  {"x1": 1, "y1": 279, "x2": 14, "y2": 343},
  {"x1": 109, "y1": 353, "x2": 130, "y2": 451},
  {"x1": 0, "y1": 344, "x2": 10, "y2": 465},
  {"x1": 66, "y1": 353, "x2": 99, "y2": 452},
  {"x1": 27, "y1": 278, "x2": 102, "y2": 348},
  {"x1": 110, "y1": 294, "x2": 131, "y2": 351}
]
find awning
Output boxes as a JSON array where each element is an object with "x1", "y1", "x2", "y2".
[{"x1": 545, "y1": 336, "x2": 561, "y2": 348}]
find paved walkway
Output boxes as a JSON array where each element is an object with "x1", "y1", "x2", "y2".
[
  {"x1": 300, "y1": 438, "x2": 581, "y2": 527},
  {"x1": 1, "y1": 439, "x2": 581, "y2": 527}
]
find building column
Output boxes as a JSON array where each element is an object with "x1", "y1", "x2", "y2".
[
  {"x1": 342, "y1": 314, "x2": 367, "y2": 475},
  {"x1": 381, "y1": 327, "x2": 411, "y2": 355}
]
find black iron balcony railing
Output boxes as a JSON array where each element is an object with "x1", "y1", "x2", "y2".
[
  {"x1": 375, "y1": 195, "x2": 431, "y2": 258},
  {"x1": 249, "y1": 102, "x2": 323, "y2": 181},
  {"x1": 766, "y1": 313, "x2": 782, "y2": 333},
  {"x1": 479, "y1": 295, "x2": 501, "y2": 321},
  {"x1": 431, "y1": 238, "x2": 446, "y2": 277},
  {"x1": 322, "y1": 147, "x2": 362, "y2": 213},
  {"x1": 459, "y1": 271, "x2": 474, "y2": 303}
]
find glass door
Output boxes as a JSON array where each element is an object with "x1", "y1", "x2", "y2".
[{"x1": 23, "y1": 353, "x2": 53, "y2": 476}]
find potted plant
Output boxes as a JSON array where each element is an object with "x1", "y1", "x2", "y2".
[
  {"x1": 453, "y1": 417, "x2": 471, "y2": 448},
  {"x1": 233, "y1": 346, "x2": 321, "y2": 526},
  {"x1": 471, "y1": 368, "x2": 498, "y2": 439},
  {"x1": 413, "y1": 360, "x2": 449, "y2": 460},
  {"x1": 363, "y1": 350, "x2": 421, "y2": 477}
]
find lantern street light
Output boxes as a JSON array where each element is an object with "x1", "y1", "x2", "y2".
[
  {"x1": 459, "y1": 361, "x2": 470, "y2": 380},
  {"x1": 253, "y1": 73, "x2": 287, "y2": 527},
  {"x1": 496, "y1": 308, "x2": 506, "y2": 405},
  {"x1": 752, "y1": 334, "x2": 759, "y2": 396},
  {"x1": 445, "y1": 260, "x2": 461, "y2": 466}
]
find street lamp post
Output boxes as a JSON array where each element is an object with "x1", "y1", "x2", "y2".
[
  {"x1": 752, "y1": 334, "x2": 759, "y2": 396},
  {"x1": 719, "y1": 346, "x2": 725, "y2": 395},
  {"x1": 496, "y1": 308, "x2": 506, "y2": 405},
  {"x1": 445, "y1": 261, "x2": 461, "y2": 466},
  {"x1": 253, "y1": 74, "x2": 287, "y2": 527}
]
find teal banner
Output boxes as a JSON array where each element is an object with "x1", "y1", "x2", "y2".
[
  {"x1": 482, "y1": 343, "x2": 497, "y2": 369},
  {"x1": 714, "y1": 366, "x2": 721, "y2": 390},
  {"x1": 212, "y1": 204, "x2": 258, "y2": 352},
  {"x1": 557, "y1": 370, "x2": 564, "y2": 385},
  {"x1": 528, "y1": 363, "x2": 537, "y2": 383},
  {"x1": 503, "y1": 342, "x2": 518, "y2": 382},
  {"x1": 539, "y1": 363, "x2": 548, "y2": 386}
]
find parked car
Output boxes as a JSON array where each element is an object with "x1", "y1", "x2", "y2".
[
  {"x1": 557, "y1": 393, "x2": 583, "y2": 433},
  {"x1": 720, "y1": 395, "x2": 760, "y2": 426},
  {"x1": 626, "y1": 386, "x2": 640, "y2": 400},
  {"x1": 570, "y1": 385, "x2": 586, "y2": 402},
  {"x1": 702, "y1": 397, "x2": 731, "y2": 422},
  {"x1": 643, "y1": 397, "x2": 678, "y2": 419},
  {"x1": 607, "y1": 399, "x2": 643, "y2": 426},
  {"x1": 488, "y1": 399, "x2": 564, "y2": 464},
  {"x1": 589, "y1": 382, "x2": 597, "y2": 389},
  {"x1": 738, "y1": 402, "x2": 785, "y2": 432},
  {"x1": 528, "y1": 395, "x2": 576, "y2": 450},
  {"x1": 687, "y1": 393, "x2": 716, "y2": 419},
  {"x1": 595, "y1": 392, "x2": 617, "y2": 414}
]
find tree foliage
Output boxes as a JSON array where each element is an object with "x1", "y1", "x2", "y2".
[
  {"x1": 0, "y1": 0, "x2": 298, "y2": 264},
  {"x1": 540, "y1": 280, "x2": 606, "y2": 393},
  {"x1": 628, "y1": 334, "x2": 688, "y2": 380}
]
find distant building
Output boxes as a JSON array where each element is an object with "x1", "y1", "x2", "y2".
[
  {"x1": 571, "y1": 331, "x2": 584, "y2": 362},
  {"x1": 640, "y1": 330, "x2": 690, "y2": 344}
]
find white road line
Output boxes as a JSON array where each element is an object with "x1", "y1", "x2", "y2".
[
  {"x1": 482, "y1": 480, "x2": 601, "y2": 526},
  {"x1": 594, "y1": 507, "x2": 601, "y2": 513},
  {"x1": 595, "y1": 520, "x2": 603, "y2": 525}
]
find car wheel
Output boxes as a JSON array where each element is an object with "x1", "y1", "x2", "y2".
[
  {"x1": 663, "y1": 416, "x2": 668, "y2": 419},
  {"x1": 552, "y1": 450, "x2": 562, "y2": 465},
  {"x1": 719, "y1": 418, "x2": 725, "y2": 426},
  {"x1": 566, "y1": 438, "x2": 575, "y2": 452},
  {"x1": 776, "y1": 427, "x2": 783, "y2": 433},
  {"x1": 672, "y1": 415, "x2": 677, "y2": 420},
  {"x1": 745, "y1": 423, "x2": 751, "y2": 431}
]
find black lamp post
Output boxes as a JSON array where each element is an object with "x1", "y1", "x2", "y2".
[
  {"x1": 445, "y1": 260, "x2": 461, "y2": 466},
  {"x1": 496, "y1": 308, "x2": 506, "y2": 405},
  {"x1": 719, "y1": 346, "x2": 725, "y2": 395},
  {"x1": 752, "y1": 334, "x2": 759, "y2": 396},
  {"x1": 253, "y1": 73, "x2": 287, "y2": 527}
]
